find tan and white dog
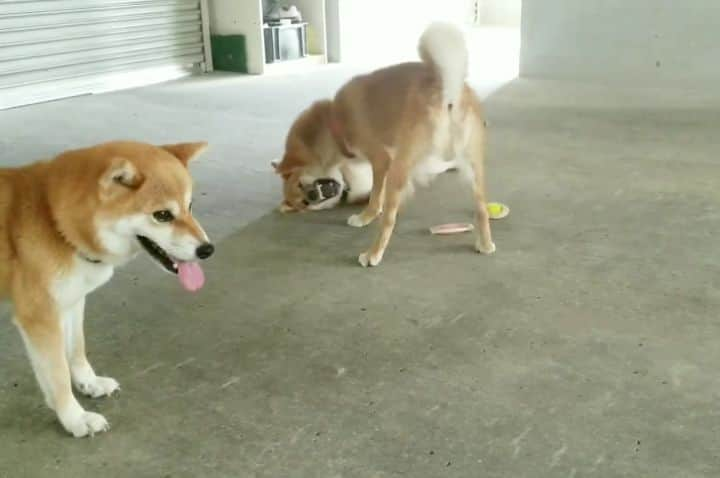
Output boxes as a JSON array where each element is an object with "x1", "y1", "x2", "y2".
[
  {"x1": 0, "y1": 141, "x2": 214, "y2": 437},
  {"x1": 274, "y1": 23, "x2": 495, "y2": 266}
]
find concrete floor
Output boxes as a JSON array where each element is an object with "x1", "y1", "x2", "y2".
[{"x1": 2, "y1": 69, "x2": 720, "y2": 476}]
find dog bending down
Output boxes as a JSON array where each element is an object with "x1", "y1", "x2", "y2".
[
  {"x1": 275, "y1": 22, "x2": 495, "y2": 266},
  {"x1": 0, "y1": 141, "x2": 214, "y2": 437}
]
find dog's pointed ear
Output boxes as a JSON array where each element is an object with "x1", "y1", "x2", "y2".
[
  {"x1": 100, "y1": 158, "x2": 144, "y2": 198},
  {"x1": 161, "y1": 142, "x2": 208, "y2": 167},
  {"x1": 274, "y1": 154, "x2": 303, "y2": 179}
]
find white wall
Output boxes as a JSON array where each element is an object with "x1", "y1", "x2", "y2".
[
  {"x1": 325, "y1": 0, "x2": 340, "y2": 62},
  {"x1": 337, "y1": 0, "x2": 473, "y2": 65},
  {"x1": 476, "y1": 0, "x2": 521, "y2": 27},
  {"x1": 521, "y1": 0, "x2": 720, "y2": 87}
]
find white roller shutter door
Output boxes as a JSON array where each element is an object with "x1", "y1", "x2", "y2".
[{"x1": 0, "y1": 0, "x2": 212, "y2": 109}]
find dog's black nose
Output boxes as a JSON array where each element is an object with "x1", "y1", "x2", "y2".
[
  {"x1": 196, "y1": 243, "x2": 215, "y2": 259},
  {"x1": 319, "y1": 180, "x2": 339, "y2": 198},
  {"x1": 316, "y1": 178, "x2": 341, "y2": 199},
  {"x1": 306, "y1": 189, "x2": 319, "y2": 202}
]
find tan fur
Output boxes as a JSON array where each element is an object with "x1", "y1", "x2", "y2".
[
  {"x1": 276, "y1": 63, "x2": 494, "y2": 266},
  {"x1": 1, "y1": 140, "x2": 210, "y2": 437}
]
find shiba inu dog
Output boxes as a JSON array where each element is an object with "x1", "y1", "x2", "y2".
[
  {"x1": 274, "y1": 22, "x2": 495, "y2": 266},
  {"x1": 0, "y1": 141, "x2": 214, "y2": 437}
]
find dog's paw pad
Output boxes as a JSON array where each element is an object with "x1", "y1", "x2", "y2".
[
  {"x1": 475, "y1": 241, "x2": 496, "y2": 255},
  {"x1": 77, "y1": 376, "x2": 120, "y2": 398},
  {"x1": 347, "y1": 214, "x2": 367, "y2": 228},
  {"x1": 66, "y1": 411, "x2": 110, "y2": 438}
]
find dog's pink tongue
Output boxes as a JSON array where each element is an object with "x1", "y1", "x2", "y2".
[{"x1": 178, "y1": 262, "x2": 205, "y2": 292}]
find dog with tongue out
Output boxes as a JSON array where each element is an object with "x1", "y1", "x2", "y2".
[{"x1": 0, "y1": 140, "x2": 214, "y2": 437}]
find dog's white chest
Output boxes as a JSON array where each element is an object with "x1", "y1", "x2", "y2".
[{"x1": 53, "y1": 257, "x2": 114, "y2": 308}]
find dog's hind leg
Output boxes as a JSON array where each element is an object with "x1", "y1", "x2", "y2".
[
  {"x1": 467, "y1": 115, "x2": 495, "y2": 255},
  {"x1": 64, "y1": 298, "x2": 120, "y2": 398}
]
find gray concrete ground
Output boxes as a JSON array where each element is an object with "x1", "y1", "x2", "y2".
[{"x1": 1, "y1": 69, "x2": 720, "y2": 477}]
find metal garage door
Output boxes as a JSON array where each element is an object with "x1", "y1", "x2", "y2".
[{"x1": 0, "y1": 0, "x2": 212, "y2": 110}]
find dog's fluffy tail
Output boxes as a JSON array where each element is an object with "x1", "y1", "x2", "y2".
[{"x1": 418, "y1": 22, "x2": 468, "y2": 108}]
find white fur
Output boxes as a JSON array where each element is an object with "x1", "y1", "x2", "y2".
[
  {"x1": 61, "y1": 410, "x2": 110, "y2": 438},
  {"x1": 301, "y1": 158, "x2": 375, "y2": 211},
  {"x1": 341, "y1": 159, "x2": 373, "y2": 204},
  {"x1": 62, "y1": 298, "x2": 119, "y2": 398},
  {"x1": 54, "y1": 260, "x2": 119, "y2": 401},
  {"x1": 53, "y1": 258, "x2": 114, "y2": 309},
  {"x1": 95, "y1": 216, "x2": 142, "y2": 265},
  {"x1": 476, "y1": 240, "x2": 496, "y2": 255},
  {"x1": 358, "y1": 250, "x2": 383, "y2": 268},
  {"x1": 412, "y1": 155, "x2": 457, "y2": 188},
  {"x1": 74, "y1": 375, "x2": 120, "y2": 399},
  {"x1": 347, "y1": 214, "x2": 366, "y2": 227},
  {"x1": 418, "y1": 22, "x2": 468, "y2": 107}
]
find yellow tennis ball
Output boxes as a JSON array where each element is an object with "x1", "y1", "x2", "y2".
[{"x1": 487, "y1": 203, "x2": 503, "y2": 216}]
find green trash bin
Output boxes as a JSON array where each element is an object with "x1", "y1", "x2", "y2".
[{"x1": 211, "y1": 34, "x2": 249, "y2": 73}]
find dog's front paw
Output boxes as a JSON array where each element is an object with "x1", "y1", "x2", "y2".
[
  {"x1": 347, "y1": 214, "x2": 369, "y2": 228},
  {"x1": 475, "y1": 240, "x2": 496, "y2": 255},
  {"x1": 358, "y1": 250, "x2": 383, "y2": 267},
  {"x1": 76, "y1": 376, "x2": 120, "y2": 398},
  {"x1": 63, "y1": 411, "x2": 110, "y2": 438}
]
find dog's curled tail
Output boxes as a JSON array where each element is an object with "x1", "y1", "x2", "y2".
[{"x1": 418, "y1": 22, "x2": 468, "y2": 109}]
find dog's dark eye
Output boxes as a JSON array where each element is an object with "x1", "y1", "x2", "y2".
[
  {"x1": 189, "y1": 201, "x2": 193, "y2": 212},
  {"x1": 153, "y1": 210, "x2": 175, "y2": 222}
]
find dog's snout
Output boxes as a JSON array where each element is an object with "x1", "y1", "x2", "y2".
[
  {"x1": 196, "y1": 243, "x2": 215, "y2": 260},
  {"x1": 320, "y1": 181, "x2": 339, "y2": 198}
]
